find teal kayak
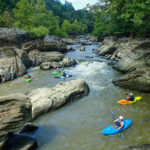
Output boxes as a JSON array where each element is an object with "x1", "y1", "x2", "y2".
[
  {"x1": 26, "y1": 78, "x2": 32, "y2": 82},
  {"x1": 52, "y1": 70, "x2": 65, "y2": 75},
  {"x1": 54, "y1": 75, "x2": 64, "y2": 79},
  {"x1": 102, "y1": 119, "x2": 132, "y2": 135}
]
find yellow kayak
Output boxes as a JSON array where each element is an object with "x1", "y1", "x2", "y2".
[{"x1": 117, "y1": 96, "x2": 142, "y2": 105}]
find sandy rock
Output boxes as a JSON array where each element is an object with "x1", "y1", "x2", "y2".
[
  {"x1": 0, "y1": 94, "x2": 31, "y2": 148},
  {"x1": 60, "y1": 57, "x2": 77, "y2": 67},
  {"x1": 40, "y1": 57, "x2": 77, "y2": 70},
  {"x1": 61, "y1": 37, "x2": 79, "y2": 45},
  {"x1": 28, "y1": 79, "x2": 89, "y2": 119},
  {"x1": 40, "y1": 62, "x2": 60, "y2": 70},
  {"x1": 28, "y1": 50, "x2": 64, "y2": 66}
]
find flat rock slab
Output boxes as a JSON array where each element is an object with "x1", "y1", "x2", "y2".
[{"x1": 28, "y1": 79, "x2": 89, "y2": 119}]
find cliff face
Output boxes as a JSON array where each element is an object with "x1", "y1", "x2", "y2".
[{"x1": 96, "y1": 36, "x2": 150, "y2": 92}]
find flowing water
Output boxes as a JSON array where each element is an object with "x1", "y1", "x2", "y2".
[{"x1": 0, "y1": 41, "x2": 150, "y2": 150}]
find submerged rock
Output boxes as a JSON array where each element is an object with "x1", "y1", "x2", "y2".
[
  {"x1": 80, "y1": 46, "x2": 85, "y2": 51},
  {"x1": 125, "y1": 144, "x2": 150, "y2": 150},
  {"x1": 0, "y1": 94, "x2": 31, "y2": 149},
  {"x1": 3, "y1": 133, "x2": 38, "y2": 150},
  {"x1": 19, "y1": 123, "x2": 38, "y2": 133},
  {"x1": 28, "y1": 79, "x2": 89, "y2": 119}
]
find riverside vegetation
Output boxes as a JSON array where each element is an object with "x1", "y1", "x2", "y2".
[{"x1": 0, "y1": 0, "x2": 150, "y2": 150}]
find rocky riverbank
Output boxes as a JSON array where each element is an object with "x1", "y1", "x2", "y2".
[
  {"x1": 0, "y1": 79, "x2": 89, "y2": 149},
  {"x1": 96, "y1": 36, "x2": 150, "y2": 92},
  {"x1": 0, "y1": 28, "x2": 78, "y2": 83}
]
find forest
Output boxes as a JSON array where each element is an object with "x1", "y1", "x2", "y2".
[{"x1": 0, "y1": 0, "x2": 149, "y2": 38}]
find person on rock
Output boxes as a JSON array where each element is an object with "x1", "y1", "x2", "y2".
[{"x1": 112, "y1": 116, "x2": 124, "y2": 130}]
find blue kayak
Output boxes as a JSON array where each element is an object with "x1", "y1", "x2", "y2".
[{"x1": 102, "y1": 120, "x2": 132, "y2": 135}]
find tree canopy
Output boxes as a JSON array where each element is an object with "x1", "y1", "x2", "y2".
[{"x1": 92, "y1": 0, "x2": 150, "y2": 38}]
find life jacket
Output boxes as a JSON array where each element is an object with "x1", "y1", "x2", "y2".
[{"x1": 115, "y1": 119, "x2": 124, "y2": 127}]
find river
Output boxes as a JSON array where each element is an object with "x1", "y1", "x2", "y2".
[{"x1": 0, "y1": 40, "x2": 150, "y2": 150}]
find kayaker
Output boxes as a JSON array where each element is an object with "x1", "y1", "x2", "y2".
[
  {"x1": 61, "y1": 71, "x2": 66, "y2": 77},
  {"x1": 56, "y1": 68, "x2": 60, "y2": 73},
  {"x1": 112, "y1": 116, "x2": 124, "y2": 130},
  {"x1": 125, "y1": 93, "x2": 134, "y2": 101},
  {"x1": 26, "y1": 73, "x2": 31, "y2": 79}
]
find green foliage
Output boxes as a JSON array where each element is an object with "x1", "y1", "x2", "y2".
[
  {"x1": 13, "y1": 0, "x2": 59, "y2": 38},
  {"x1": 0, "y1": 0, "x2": 94, "y2": 36},
  {"x1": 92, "y1": 0, "x2": 150, "y2": 37},
  {"x1": 28, "y1": 26, "x2": 49, "y2": 38}
]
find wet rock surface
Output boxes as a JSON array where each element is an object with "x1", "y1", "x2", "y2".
[
  {"x1": 97, "y1": 36, "x2": 150, "y2": 92},
  {"x1": 0, "y1": 94, "x2": 32, "y2": 149}
]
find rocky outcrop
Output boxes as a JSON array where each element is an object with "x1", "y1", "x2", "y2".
[
  {"x1": 40, "y1": 57, "x2": 77, "y2": 70},
  {"x1": 28, "y1": 50, "x2": 64, "y2": 66},
  {"x1": 0, "y1": 28, "x2": 31, "y2": 83},
  {"x1": 96, "y1": 36, "x2": 117, "y2": 56},
  {"x1": 0, "y1": 28, "x2": 28, "y2": 48},
  {"x1": 61, "y1": 37, "x2": 79, "y2": 45},
  {"x1": 85, "y1": 34, "x2": 98, "y2": 42},
  {"x1": 0, "y1": 47, "x2": 31, "y2": 83},
  {"x1": 0, "y1": 94, "x2": 31, "y2": 149},
  {"x1": 28, "y1": 79, "x2": 89, "y2": 119},
  {"x1": 97, "y1": 36, "x2": 150, "y2": 92},
  {"x1": 22, "y1": 36, "x2": 67, "y2": 52}
]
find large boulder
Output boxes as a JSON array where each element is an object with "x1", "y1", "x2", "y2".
[
  {"x1": 28, "y1": 79, "x2": 89, "y2": 119},
  {"x1": 0, "y1": 94, "x2": 32, "y2": 149},
  {"x1": 0, "y1": 28, "x2": 28, "y2": 48},
  {"x1": 96, "y1": 36, "x2": 117, "y2": 56},
  {"x1": 0, "y1": 47, "x2": 31, "y2": 83},
  {"x1": 28, "y1": 50, "x2": 64, "y2": 66},
  {"x1": 22, "y1": 36, "x2": 66, "y2": 52},
  {"x1": 113, "y1": 68, "x2": 150, "y2": 92},
  {"x1": 61, "y1": 37, "x2": 79, "y2": 45},
  {"x1": 40, "y1": 57, "x2": 77, "y2": 70}
]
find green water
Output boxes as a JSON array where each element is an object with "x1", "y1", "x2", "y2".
[{"x1": 0, "y1": 42, "x2": 150, "y2": 150}]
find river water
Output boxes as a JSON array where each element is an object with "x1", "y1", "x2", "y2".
[{"x1": 0, "y1": 41, "x2": 150, "y2": 150}]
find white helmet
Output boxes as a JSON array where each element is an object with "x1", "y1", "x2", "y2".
[
  {"x1": 119, "y1": 116, "x2": 123, "y2": 120},
  {"x1": 130, "y1": 93, "x2": 133, "y2": 96}
]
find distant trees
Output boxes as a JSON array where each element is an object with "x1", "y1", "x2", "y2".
[{"x1": 0, "y1": 0, "x2": 92, "y2": 38}]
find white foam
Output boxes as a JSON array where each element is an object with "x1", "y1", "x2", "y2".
[{"x1": 67, "y1": 61, "x2": 110, "y2": 91}]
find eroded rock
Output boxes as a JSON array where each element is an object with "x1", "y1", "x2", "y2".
[
  {"x1": 28, "y1": 79, "x2": 89, "y2": 119},
  {"x1": 0, "y1": 94, "x2": 31, "y2": 148}
]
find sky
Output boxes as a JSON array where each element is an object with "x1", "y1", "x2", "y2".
[{"x1": 60, "y1": 0, "x2": 98, "y2": 10}]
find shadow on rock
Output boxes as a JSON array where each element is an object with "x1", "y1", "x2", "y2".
[
  {"x1": 125, "y1": 144, "x2": 150, "y2": 150},
  {"x1": 2, "y1": 133, "x2": 38, "y2": 150}
]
